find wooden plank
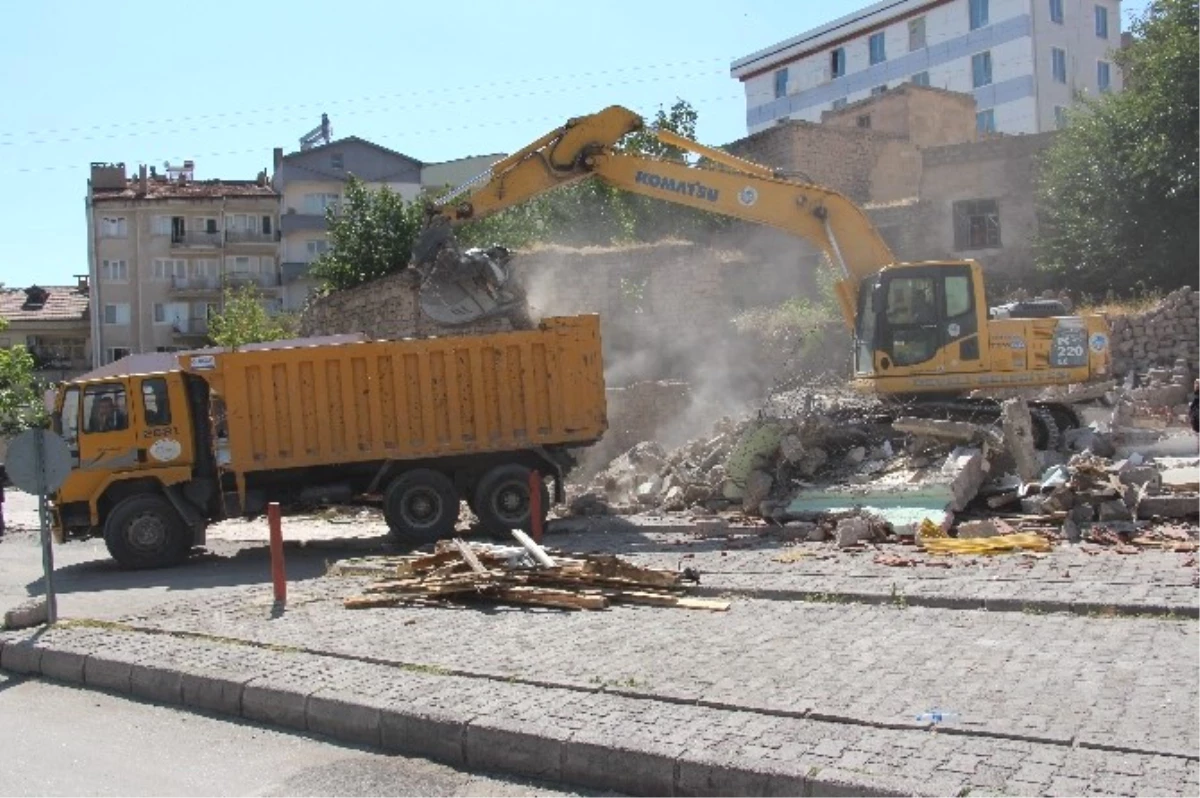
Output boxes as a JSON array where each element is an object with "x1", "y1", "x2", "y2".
[
  {"x1": 492, "y1": 586, "x2": 608, "y2": 610},
  {"x1": 452, "y1": 538, "x2": 488, "y2": 575}
]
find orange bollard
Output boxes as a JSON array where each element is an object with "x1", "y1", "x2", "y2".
[
  {"x1": 529, "y1": 469, "x2": 543, "y2": 544},
  {"x1": 268, "y1": 502, "x2": 286, "y2": 604}
]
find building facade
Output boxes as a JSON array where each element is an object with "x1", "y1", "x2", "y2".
[
  {"x1": 86, "y1": 161, "x2": 280, "y2": 366},
  {"x1": 731, "y1": 0, "x2": 1123, "y2": 136},
  {"x1": 0, "y1": 281, "x2": 92, "y2": 381},
  {"x1": 273, "y1": 134, "x2": 503, "y2": 311}
]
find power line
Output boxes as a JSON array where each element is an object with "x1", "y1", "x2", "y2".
[{"x1": 0, "y1": 57, "x2": 736, "y2": 143}]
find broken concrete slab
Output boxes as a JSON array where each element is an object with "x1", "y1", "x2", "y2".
[
  {"x1": 1136, "y1": 494, "x2": 1199, "y2": 519},
  {"x1": 1001, "y1": 398, "x2": 1040, "y2": 482},
  {"x1": 742, "y1": 470, "x2": 774, "y2": 516},
  {"x1": 1098, "y1": 500, "x2": 1133, "y2": 522},
  {"x1": 835, "y1": 516, "x2": 875, "y2": 548},
  {"x1": 893, "y1": 417, "x2": 1001, "y2": 446},
  {"x1": 957, "y1": 519, "x2": 999, "y2": 539},
  {"x1": 942, "y1": 447, "x2": 988, "y2": 512}
]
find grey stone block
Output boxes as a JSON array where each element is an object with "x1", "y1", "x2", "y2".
[
  {"x1": 561, "y1": 737, "x2": 678, "y2": 797},
  {"x1": 465, "y1": 719, "x2": 563, "y2": 782},
  {"x1": 39, "y1": 648, "x2": 86, "y2": 684},
  {"x1": 675, "y1": 757, "x2": 772, "y2": 796},
  {"x1": 181, "y1": 671, "x2": 249, "y2": 716},
  {"x1": 379, "y1": 706, "x2": 467, "y2": 767},
  {"x1": 84, "y1": 655, "x2": 133, "y2": 693},
  {"x1": 131, "y1": 664, "x2": 183, "y2": 705},
  {"x1": 806, "y1": 766, "x2": 928, "y2": 797},
  {"x1": 306, "y1": 690, "x2": 382, "y2": 748},
  {"x1": 243, "y1": 682, "x2": 310, "y2": 732},
  {"x1": 0, "y1": 640, "x2": 41, "y2": 675},
  {"x1": 4, "y1": 599, "x2": 48, "y2": 630}
]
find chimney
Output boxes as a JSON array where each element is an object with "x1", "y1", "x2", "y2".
[
  {"x1": 138, "y1": 164, "x2": 148, "y2": 194},
  {"x1": 256, "y1": 169, "x2": 267, "y2": 187},
  {"x1": 76, "y1": 274, "x2": 90, "y2": 293},
  {"x1": 273, "y1": 147, "x2": 283, "y2": 173}
]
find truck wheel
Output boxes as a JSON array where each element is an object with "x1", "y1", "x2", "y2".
[
  {"x1": 473, "y1": 464, "x2": 550, "y2": 541},
  {"x1": 103, "y1": 494, "x2": 192, "y2": 570},
  {"x1": 384, "y1": 469, "x2": 459, "y2": 546}
]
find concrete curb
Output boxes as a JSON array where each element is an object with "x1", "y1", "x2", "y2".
[{"x1": 0, "y1": 635, "x2": 929, "y2": 797}]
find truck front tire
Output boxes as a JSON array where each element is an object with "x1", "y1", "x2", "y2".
[
  {"x1": 103, "y1": 494, "x2": 192, "y2": 570},
  {"x1": 384, "y1": 469, "x2": 459, "y2": 547}
]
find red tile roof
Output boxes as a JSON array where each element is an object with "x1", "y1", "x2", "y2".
[
  {"x1": 0, "y1": 286, "x2": 90, "y2": 322},
  {"x1": 92, "y1": 178, "x2": 278, "y2": 202}
]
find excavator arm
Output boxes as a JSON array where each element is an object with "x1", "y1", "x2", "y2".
[{"x1": 421, "y1": 105, "x2": 895, "y2": 327}]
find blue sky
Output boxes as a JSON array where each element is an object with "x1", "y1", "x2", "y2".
[{"x1": 2, "y1": 0, "x2": 1149, "y2": 287}]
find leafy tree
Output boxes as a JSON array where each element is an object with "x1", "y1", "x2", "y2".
[
  {"x1": 207, "y1": 285, "x2": 297, "y2": 349},
  {"x1": 1035, "y1": 0, "x2": 1198, "y2": 293},
  {"x1": 0, "y1": 316, "x2": 48, "y2": 436},
  {"x1": 310, "y1": 176, "x2": 426, "y2": 291}
]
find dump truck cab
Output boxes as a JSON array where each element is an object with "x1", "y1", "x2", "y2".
[{"x1": 50, "y1": 368, "x2": 215, "y2": 568}]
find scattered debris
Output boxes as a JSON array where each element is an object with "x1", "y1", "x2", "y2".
[
  {"x1": 921, "y1": 533, "x2": 1052, "y2": 556},
  {"x1": 340, "y1": 538, "x2": 727, "y2": 612}
]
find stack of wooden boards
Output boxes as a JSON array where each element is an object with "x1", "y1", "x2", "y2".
[{"x1": 340, "y1": 538, "x2": 729, "y2": 612}]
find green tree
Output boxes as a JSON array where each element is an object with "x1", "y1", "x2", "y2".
[
  {"x1": 1035, "y1": 0, "x2": 1198, "y2": 293},
  {"x1": 207, "y1": 285, "x2": 297, "y2": 349},
  {"x1": 0, "y1": 316, "x2": 48, "y2": 436},
  {"x1": 310, "y1": 175, "x2": 426, "y2": 291}
]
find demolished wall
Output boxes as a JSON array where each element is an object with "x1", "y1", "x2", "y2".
[{"x1": 1106, "y1": 287, "x2": 1199, "y2": 382}]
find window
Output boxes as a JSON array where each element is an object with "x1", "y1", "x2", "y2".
[
  {"x1": 774, "y1": 68, "x2": 788, "y2": 99},
  {"x1": 141, "y1": 378, "x2": 171, "y2": 426},
  {"x1": 976, "y1": 108, "x2": 996, "y2": 133},
  {"x1": 911, "y1": 71, "x2": 930, "y2": 87},
  {"x1": 303, "y1": 193, "x2": 341, "y2": 214},
  {"x1": 152, "y1": 302, "x2": 188, "y2": 326},
  {"x1": 261, "y1": 215, "x2": 272, "y2": 235},
  {"x1": 1054, "y1": 105, "x2": 1069, "y2": 129},
  {"x1": 100, "y1": 217, "x2": 127, "y2": 238},
  {"x1": 226, "y1": 255, "x2": 259, "y2": 273},
  {"x1": 106, "y1": 347, "x2": 131, "y2": 364},
  {"x1": 100, "y1": 259, "x2": 128, "y2": 282},
  {"x1": 1095, "y1": 4, "x2": 1108, "y2": 38},
  {"x1": 868, "y1": 32, "x2": 887, "y2": 65},
  {"x1": 330, "y1": 153, "x2": 344, "y2": 170},
  {"x1": 152, "y1": 215, "x2": 172, "y2": 236},
  {"x1": 870, "y1": 84, "x2": 888, "y2": 96},
  {"x1": 56, "y1": 387, "x2": 80, "y2": 450},
  {"x1": 969, "y1": 0, "x2": 989, "y2": 30},
  {"x1": 954, "y1": 199, "x2": 1001, "y2": 249},
  {"x1": 884, "y1": 277, "x2": 939, "y2": 367},
  {"x1": 83, "y1": 384, "x2": 128, "y2": 433},
  {"x1": 306, "y1": 239, "x2": 330, "y2": 260},
  {"x1": 1049, "y1": 0, "x2": 1064, "y2": 23},
  {"x1": 830, "y1": 47, "x2": 846, "y2": 78},
  {"x1": 225, "y1": 213, "x2": 256, "y2": 232},
  {"x1": 831, "y1": 98, "x2": 848, "y2": 111},
  {"x1": 190, "y1": 259, "x2": 219, "y2": 279},
  {"x1": 103, "y1": 303, "x2": 131, "y2": 325},
  {"x1": 193, "y1": 217, "x2": 218, "y2": 234},
  {"x1": 945, "y1": 276, "x2": 973, "y2": 318},
  {"x1": 908, "y1": 16, "x2": 926, "y2": 51},
  {"x1": 1097, "y1": 60, "x2": 1111, "y2": 92},
  {"x1": 857, "y1": 114, "x2": 872, "y2": 129},
  {"x1": 1051, "y1": 47, "x2": 1067, "y2": 83},
  {"x1": 152, "y1": 258, "x2": 187, "y2": 281},
  {"x1": 972, "y1": 51, "x2": 993, "y2": 88}
]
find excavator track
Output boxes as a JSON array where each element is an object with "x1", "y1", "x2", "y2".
[{"x1": 872, "y1": 397, "x2": 1078, "y2": 451}]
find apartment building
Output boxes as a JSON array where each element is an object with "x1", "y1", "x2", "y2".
[
  {"x1": 731, "y1": 0, "x2": 1123, "y2": 136},
  {"x1": 86, "y1": 161, "x2": 280, "y2": 366},
  {"x1": 0, "y1": 280, "x2": 92, "y2": 380},
  {"x1": 273, "y1": 130, "x2": 503, "y2": 311}
]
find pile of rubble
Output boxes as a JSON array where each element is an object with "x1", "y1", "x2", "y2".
[{"x1": 1107, "y1": 287, "x2": 1199, "y2": 381}]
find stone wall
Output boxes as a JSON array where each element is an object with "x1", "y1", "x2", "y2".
[{"x1": 1106, "y1": 287, "x2": 1199, "y2": 381}]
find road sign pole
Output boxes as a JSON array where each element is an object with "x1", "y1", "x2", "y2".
[{"x1": 33, "y1": 429, "x2": 57, "y2": 624}]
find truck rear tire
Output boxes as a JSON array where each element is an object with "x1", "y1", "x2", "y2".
[
  {"x1": 103, "y1": 494, "x2": 192, "y2": 570},
  {"x1": 384, "y1": 469, "x2": 459, "y2": 547},
  {"x1": 473, "y1": 464, "x2": 550, "y2": 541}
]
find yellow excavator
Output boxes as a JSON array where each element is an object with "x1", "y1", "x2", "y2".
[{"x1": 411, "y1": 105, "x2": 1112, "y2": 448}]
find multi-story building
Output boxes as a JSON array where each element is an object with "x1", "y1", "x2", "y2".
[
  {"x1": 85, "y1": 161, "x2": 280, "y2": 366},
  {"x1": 0, "y1": 280, "x2": 92, "y2": 381},
  {"x1": 731, "y1": 0, "x2": 1123, "y2": 136},
  {"x1": 273, "y1": 127, "x2": 503, "y2": 311}
]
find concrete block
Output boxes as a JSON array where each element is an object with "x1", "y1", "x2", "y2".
[
  {"x1": 957, "y1": 519, "x2": 998, "y2": 539},
  {"x1": 131, "y1": 664, "x2": 183, "y2": 705},
  {"x1": 1137, "y1": 494, "x2": 1199, "y2": 519},
  {"x1": 465, "y1": 719, "x2": 563, "y2": 782},
  {"x1": 242, "y1": 682, "x2": 310, "y2": 732},
  {"x1": 942, "y1": 446, "x2": 987, "y2": 512},
  {"x1": 3, "y1": 599, "x2": 48, "y2": 630},
  {"x1": 181, "y1": 672, "x2": 249, "y2": 716},
  {"x1": 675, "y1": 757, "x2": 772, "y2": 797},
  {"x1": 84, "y1": 655, "x2": 133, "y2": 693},
  {"x1": 805, "y1": 766, "x2": 921, "y2": 797},
  {"x1": 39, "y1": 648, "x2": 86, "y2": 684},
  {"x1": 306, "y1": 689, "x2": 382, "y2": 747},
  {"x1": 561, "y1": 737, "x2": 678, "y2": 797},
  {"x1": 0, "y1": 640, "x2": 42, "y2": 675},
  {"x1": 379, "y1": 707, "x2": 467, "y2": 766}
]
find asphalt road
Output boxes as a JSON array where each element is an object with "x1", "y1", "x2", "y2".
[{"x1": 0, "y1": 673, "x2": 592, "y2": 797}]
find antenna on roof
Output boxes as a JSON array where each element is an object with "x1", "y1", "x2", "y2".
[{"x1": 300, "y1": 113, "x2": 332, "y2": 150}]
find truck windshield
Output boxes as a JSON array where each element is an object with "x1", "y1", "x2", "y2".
[{"x1": 54, "y1": 386, "x2": 81, "y2": 455}]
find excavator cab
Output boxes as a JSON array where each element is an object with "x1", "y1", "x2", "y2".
[{"x1": 854, "y1": 263, "x2": 986, "y2": 381}]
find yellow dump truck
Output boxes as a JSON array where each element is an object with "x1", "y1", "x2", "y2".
[{"x1": 48, "y1": 315, "x2": 607, "y2": 569}]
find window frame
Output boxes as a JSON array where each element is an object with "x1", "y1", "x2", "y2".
[
  {"x1": 953, "y1": 198, "x2": 1002, "y2": 250},
  {"x1": 911, "y1": 71, "x2": 931, "y2": 87},
  {"x1": 83, "y1": 383, "x2": 129, "y2": 434},
  {"x1": 908, "y1": 16, "x2": 926, "y2": 51},
  {"x1": 1095, "y1": 4, "x2": 1108, "y2": 38},
  {"x1": 1051, "y1": 47, "x2": 1067, "y2": 83},
  {"x1": 773, "y1": 68, "x2": 789, "y2": 99},
  {"x1": 971, "y1": 51, "x2": 993, "y2": 88},
  {"x1": 976, "y1": 108, "x2": 996, "y2": 134},
  {"x1": 100, "y1": 216, "x2": 128, "y2": 238},
  {"x1": 1097, "y1": 60, "x2": 1111, "y2": 92},
  {"x1": 140, "y1": 377, "x2": 172, "y2": 427},
  {"x1": 830, "y1": 47, "x2": 846, "y2": 79},
  {"x1": 103, "y1": 303, "x2": 130, "y2": 326},
  {"x1": 969, "y1": 0, "x2": 989, "y2": 30},
  {"x1": 1049, "y1": 0, "x2": 1064, "y2": 23},
  {"x1": 868, "y1": 32, "x2": 887, "y2": 65},
  {"x1": 100, "y1": 259, "x2": 128, "y2": 283}
]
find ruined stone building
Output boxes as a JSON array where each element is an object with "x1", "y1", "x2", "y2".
[{"x1": 731, "y1": 0, "x2": 1124, "y2": 136}]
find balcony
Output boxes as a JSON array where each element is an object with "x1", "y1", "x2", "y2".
[
  {"x1": 172, "y1": 317, "x2": 209, "y2": 338},
  {"x1": 224, "y1": 272, "x2": 282, "y2": 290},
  {"x1": 170, "y1": 231, "x2": 222, "y2": 249},
  {"x1": 170, "y1": 275, "x2": 222, "y2": 296},
  {"x1": 225, "y1": 230, "x2": 280, "y2": 245},
  {"x1": 281, "y1": 261, "x2": 315, "y2": 283}
]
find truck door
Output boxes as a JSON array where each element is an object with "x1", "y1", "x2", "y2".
[
  {"x1": 77, "y1": 381, "x2": 139, "y2": 472},
  {"x1": 876, "y1": 273, "x2": 947, "y2": 374},
  {"x1": 136, "y1": 374, "x2": 193, "y2": 468}
]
